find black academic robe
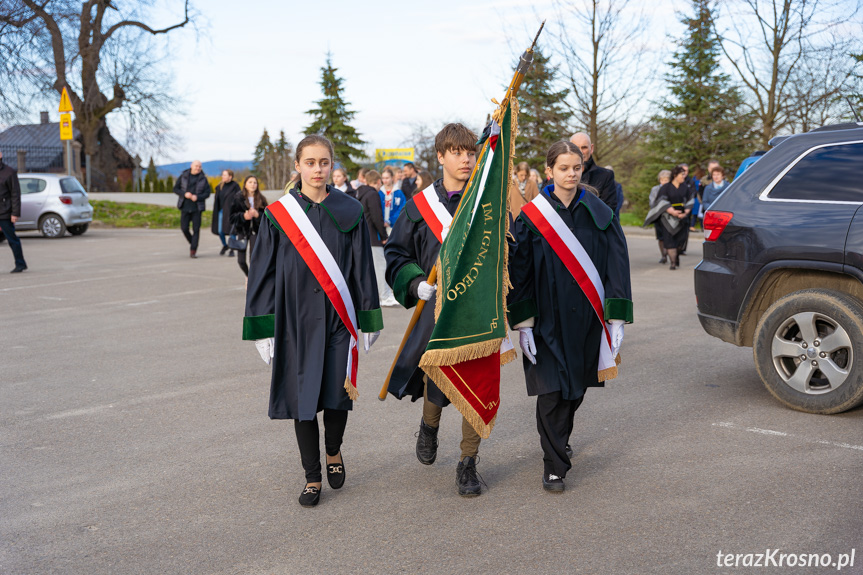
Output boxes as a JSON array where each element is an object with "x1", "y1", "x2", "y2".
[
  {"x1": 508, "y1": 189, "x2": 633, "y2": 401},
  {"x1": 383, "y1": 178, "x2": 459, "y2": 406},
  {"x1": 243, "y1": 185, "x2": 383, "y2": 421},
  {"x1": 212, "y1": 181, "x2": 241, "y2": 235}
]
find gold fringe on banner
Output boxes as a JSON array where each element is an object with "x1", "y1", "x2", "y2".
[
  {"x1": 420, "y1": 337, "x2": 505, "y2": 368},
  {"x1": 344, "y1": 377, "x2": 359, "y2": 401},
  {"x1": 423, "y1": 365, "x2": 496, "y2": 438},
  {"x1": 597, "y1": 353, "x2": 623, "y2": 383}
]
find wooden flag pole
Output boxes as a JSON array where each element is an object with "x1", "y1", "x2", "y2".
[{"x1": 378, "y1": 21, "x2": 546, "y2": 402}]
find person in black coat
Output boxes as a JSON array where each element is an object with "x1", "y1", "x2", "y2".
[
  {"x1": 643, "y1": 165, "x2": 693, "y2": 270},
  {"x1": 508, "y1": 140, "x2": 632, "y2": 492},
  {"x1": 569, "y1": 132, "x2": 618, "y2": 214},
  {"x1": 400, "y1": 162, "x2": 418, "y2": 197},
  {"x1": 0, "y1": 150, "x2": 27, "y2": 272},
  {"x1": 228, "y1": 175, "x2": 268, "y2": 277},
  {"x1": 212, "y1": 169, "x2": 241, "y2": 256},
  {"x1": 173, "y1": 161, "x2": 210, "y2": 258},
  {"x1": 356, "y1": 170, "x2": 391, "y2": 304},
  {"x1": 243, "y1": 135, "x2": 382, "y2": 507}
]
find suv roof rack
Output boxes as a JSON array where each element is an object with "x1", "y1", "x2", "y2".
[{"x1": 808, "y1": 122, "x2": 863, "y2": 133}]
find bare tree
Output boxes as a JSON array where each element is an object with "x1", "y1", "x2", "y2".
[
  {"x1": 551, "y1": 0, "x2": 651, "y2": 163},
  {"x1": 714, "y1": 0, "x2": 861, "y2": 148},
  {"x1": 0, "y1": 1, "x2": 195, "y2": 188}
]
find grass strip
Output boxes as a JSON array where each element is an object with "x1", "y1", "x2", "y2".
[{"x1": 90, "y1": 200, "x2": 213, "y2": 229}]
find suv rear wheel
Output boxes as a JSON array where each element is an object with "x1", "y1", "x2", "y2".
[{"x1": 753, "y1": 289, "x2": 863, "y2": 414}]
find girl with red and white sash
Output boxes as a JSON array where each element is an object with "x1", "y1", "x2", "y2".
[
  {"x1": 243, "y1": 135, "x2": 383, "y2": 507},
  {"x1": 507, "y1": 140, "x2": 633, "y2": 493}
]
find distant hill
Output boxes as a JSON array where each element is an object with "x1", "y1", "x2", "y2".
[{"x1": 157, "y1": 160, "x2": 252, "y2": 178}]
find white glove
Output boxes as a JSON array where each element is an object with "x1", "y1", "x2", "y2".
[
  {"x1": 607, "y1": 320, "x2": 624, "y2": 358},
  {"x1": 417, "y1": 280, "x2": 437, "y2": 301},
  {"x1": 255, "y1": 338, "x2": 274, "y2": 365},
  {"x1": 363, "y1": 331, "x2": 380, "y2": 354},
  {"x1": 518, "y1": 327, "x2": 537, "y2": 365}
]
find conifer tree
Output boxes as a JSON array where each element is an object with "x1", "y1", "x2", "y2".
[
  {"x1": 252, "y1": 129, "x2": 273, "y2": 177},
  {"x1": 645, "y1": 0, "x2": 752, "y2": 176},
  {"x1": 515, "y1": 47, "x2": 571, "y2": 168},
  {"x1": 146, "y1": 157, "x2": 158, "y2": 185},
  {"x1": 632, "y1": 0, "x2": 754, "y2": 215},
  {"x1": 305, "y1": 54, "x2": 367, "y2": 173}
]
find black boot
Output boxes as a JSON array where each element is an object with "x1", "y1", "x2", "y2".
[
  {"x1": 228, "y1": 249, "x2": 235, "y2": 257},
  {"x1": 456, "y1": 456, "x2": 482, "y2": 497},
  {"x1": 415, "y1": 418, "x2": 439, "y2": 465},
  {"x1": 220, "y1": 245, "x2": 228, "y2": 256}
]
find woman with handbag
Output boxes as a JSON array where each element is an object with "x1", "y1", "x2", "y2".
[{"x1": 229, "y1": 175, "x2": 268, "y2": 277}]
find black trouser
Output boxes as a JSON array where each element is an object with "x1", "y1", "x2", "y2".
[
  {"x1": 180, "y1": 210, "x2": 202, "y2": 251},
  {"x1": 0, "y1": 219, "x2": 26, "y2": 268},
  {"x1": 536, "y1": 391, "x2": 584, "y2": 477},
  {"x1": 294, "y1": 409, "x2": 348, "y2": 483},
  {"x1": 237, "y1": 232, "x2": 257, "y2": 277}
]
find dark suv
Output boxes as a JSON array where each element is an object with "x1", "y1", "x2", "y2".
[{"x1": 695, "y1": 123, "x2": 863, "y2": 414}]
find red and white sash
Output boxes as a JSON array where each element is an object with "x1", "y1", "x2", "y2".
[
  {"x1": 520, "y1": 195, "x2": 618, "y2": 381},
  {"x1": 267, "y1": 194, "x2": 361, "y2": 399},
  {"x1": 413, "y1": 185, "x2": 453, "y2": 243}
]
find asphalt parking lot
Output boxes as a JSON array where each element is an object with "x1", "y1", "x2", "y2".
[{"x1": 1, "y1": 227, "x2": 861, "y2": 574}]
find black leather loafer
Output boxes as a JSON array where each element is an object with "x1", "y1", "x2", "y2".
[
  {"x1": 298, "y1": 485, "x2": 320, "y2": 507},
  {"x1": 326, "y1": 454, "x2": 345, "y2": 490}
]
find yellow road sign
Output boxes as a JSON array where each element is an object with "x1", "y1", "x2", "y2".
[
  {"x1": 60, "y1": 113, "x2": 73, "y2": 140},
  {"x1": 58, "y1": 87, "x2": 73, "y2": 113}
]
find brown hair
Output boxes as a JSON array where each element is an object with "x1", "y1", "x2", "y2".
[
  {"x1": 546, "y1": 140, "x2": 583, "y2": 169},
  {"x1": 295, "y1": 134, "x2": 334, "y2": 163},
  {"x1": 382, "y1": 166, "x2": 395, "y2": 178},
  {"x1": 546, "y1": 141, "x2": 599, "y2": 196},
  {"x1": 365, "y1": 170, "x2": 382, "y2": 185},
  {"x1": 434, "y1": 123, "x2": 477, "y2": 156},
  {"x1": 416, "y1": 170, "x2": 434, "y2": 196},
  {"x1": 222, "y1": 169, "x2": 234, "y2": 179},
  {"x1": 516, "y1": 161, "x2": 530, "y2": 175},
  {"x1": 242, "y1": 175, "x2": 266, "y2": 210},
  {"x1": 710, "y1": 165, "x2": 725, "y2": 177}
]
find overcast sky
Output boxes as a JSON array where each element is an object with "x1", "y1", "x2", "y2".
[{"x1": 149, "y1": 0, "x2": 683, "y2": 165}]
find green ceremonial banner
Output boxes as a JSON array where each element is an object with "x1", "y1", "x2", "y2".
[{"x1": 418, "y1": 100, "x2": 518, "y2": 437}]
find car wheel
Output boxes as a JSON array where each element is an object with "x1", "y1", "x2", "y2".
[
  {"x1": 39, "y1": 214, "x2": 66, "y2": 238},
  {"x1": 68, "y1": 223, "x2": 89, "y2": 236},
  {"x1": 753, "y1": 289, "x2": 863, "y2": 414}
]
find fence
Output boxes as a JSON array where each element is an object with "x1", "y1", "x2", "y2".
[{"x1": 0, "y1": 144, "x2": 65, "y2": 172}]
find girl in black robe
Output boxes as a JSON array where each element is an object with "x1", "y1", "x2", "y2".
[
  {"x1": 243, "y1": 135, "x2": 383, "y2": 507},
  {"x1": 508, "y1": 140, "x2": 633, "y2": 492},
  {"x1": 228, "y1": 175, "x2": 268, "y2": 277}
]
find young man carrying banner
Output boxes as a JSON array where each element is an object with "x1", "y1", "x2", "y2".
[
  {"x1": 508, "y1": 140, "x2": 632, "y2": 492},
  {"x1": 384, "y1": 123, "x2": 486, "y2": 497}
]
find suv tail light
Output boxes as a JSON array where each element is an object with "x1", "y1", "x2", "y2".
[
  {"x1": 703, "y1": 210, "x2": 733, "y2": 241},
  {"x1": 59, "y1": 195, "x2": 73, "y2": 205}
]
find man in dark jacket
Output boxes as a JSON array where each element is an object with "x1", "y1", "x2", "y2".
[
  {"x1": 211, "y1": 169, "x2": 241, "y2": 256},
  {"x1": 0, "y1": 151, "x2": 27, "y2": 273},
  {"x1": 569, "y1": 133, "x2": 618, "y2": 214},
  {"x1": 356, "y1": 170, "x2": 393, "y2": 304},
  {"x1": 400, "y1": 162, "x2": 418, "y2": 197},
  {"x1": 173, "y1": 160, "x2": 210, "y2": 258}
]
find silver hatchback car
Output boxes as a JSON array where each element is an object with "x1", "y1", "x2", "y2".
[{"x1": 16, "y1": 173, "x2": 93, "y2": 237}]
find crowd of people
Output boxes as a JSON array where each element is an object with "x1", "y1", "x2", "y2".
[
  {"x1": 644, "y1": 159, "x2": 730, "y2": 270},
  {"x1": 237, "y1": 126, "x2": 632, "y2": 507}
]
